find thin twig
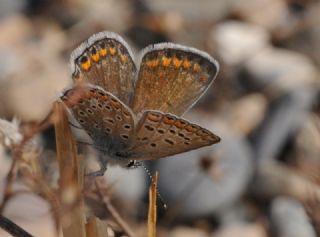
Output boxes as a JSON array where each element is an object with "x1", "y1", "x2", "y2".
[
  {"x1": 95, "y1": 180, "x2": 137, "y2": 237},
  {"x1": 0, "y1": 214, "x2": 34, "y2": 237},
  {"x1": 0, "y1": 109, "x2": 55, "y2": 214}
]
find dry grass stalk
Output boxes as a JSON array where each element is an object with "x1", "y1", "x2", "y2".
[
  {"x1": 53, "y1": 101, "x2": 86, "y2": 237},
  {"x1": 148, "y1": 172, "x2": 158, "y2": 237},
  {"x1": 85, "y1": 217, "x2": 98, "y2": 237},
  {"x1": 94, "y1": 180, "x2": 137, "y2": 237}
]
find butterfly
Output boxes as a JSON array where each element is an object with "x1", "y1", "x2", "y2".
[{"x1": 61, "y1": 32, "x2": 220, "y2": 176}]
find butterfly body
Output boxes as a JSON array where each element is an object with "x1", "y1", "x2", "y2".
[{"x1": 62, "y1": 32, "x2": 220, "y2": 175}]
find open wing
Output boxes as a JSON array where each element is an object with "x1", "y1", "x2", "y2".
[
  {"x1": 128, "y1": 110, "x2": 220, "y2": 160},
  {"x1": 70, "y1": 32, "x2": 136, "y2": 106},
  {"x1": 61, "y1": 85, "x2": 136, "y2": 151},
  {"x1": 131, "y1": 43, "x2": 219, "y2": 116}
]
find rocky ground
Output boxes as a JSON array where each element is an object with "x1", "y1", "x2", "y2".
[{"x1": 0, "y1": 0, "x2": 319, "y2": 236}]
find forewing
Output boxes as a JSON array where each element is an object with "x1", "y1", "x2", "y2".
[
  {"x1": 128, "y1": 110, "x2": 220, "y2": 160},
  {"x1": 70, "y1": 32, "x2": 136, "y2": 106},
  {"x1": 61, "y1": 85, "x2": 135, "y2": 151},
  {"x1": 131, "y1": 43, "x2": 219, "y2": 116}
]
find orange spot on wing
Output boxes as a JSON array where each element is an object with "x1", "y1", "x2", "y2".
[
  {"x1": 183, "y1": 60, "x2": 192, "y2": 69},
  {"x1": 89, "y1": 91, "x2": 96, "y2": 97},
  {"x1": 91, "y1": 52, "x2": 100, "y2": 62},
  {"x1": 162, "y1": 56, "x2": 172, "y2": 66},
  {"x1": 146, "y1": 59, "x2": 159, "y2": 68},
  {"x1": 120, "y1": 54, "x2": 128, "y2": 63},
  {"x1": 147, "y1": 112, "x2": 162, "y2": 122},
  {"x1": 99, "y1": 48, "x2": 107, "y2": 57},
  {"x1": 109, "y1": 47, "x2": 117, "y2": 55},
  {"x1": 175, "y1": 120, "x2": 187, "y2": 129},
  {"x1": 185, "y1": 124, "x2": 199, "y2": 133},
  {"x1": 80, "y1": 60, "x2": 91, "y2": 71},
  {"x1": 173, "y1": 57, "x2": 183, "y2": 68},
  {"x1": 200, "y1": 76, "x2": 208, "y2": 82},
  {"x1": 99, "y1": 94, "x2": 109, "y2": 101},
  {"x1": 163, "y1": 115, "x2": 176, "y2": 125}
]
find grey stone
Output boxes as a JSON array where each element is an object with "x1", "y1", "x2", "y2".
[
  {"x1": 242, "y1": 48, "x2": 317, "y2": 95},
  {"x1": 271, "y1": 197, "x2": 316, "y2": 237},
  {"x1": 155, "y1": 129, "x2": 253, "y2": 219},
  {"x1": 252, "y1": 88, "x2": 317, "y2": 161},
  {"x1": 210, "y1": 21, "x2": 270, "y2": 66}
]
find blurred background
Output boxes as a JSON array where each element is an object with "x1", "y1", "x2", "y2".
[{"x1": 0, "y1": 0, "x2": 320, "y2": 236}]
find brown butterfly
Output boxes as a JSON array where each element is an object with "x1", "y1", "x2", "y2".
[{"x1": 61, "y1": 32, "x2": 220, "y2": 175}]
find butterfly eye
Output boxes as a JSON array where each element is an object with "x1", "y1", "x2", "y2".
[{"x1": 150, "y1": 143, "x2": 157, "y2": 147}]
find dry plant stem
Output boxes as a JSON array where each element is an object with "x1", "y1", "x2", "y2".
[
  {"x1": 85, "y1": 217, "x2": 98, "y2": 237},
  {"x1": 148, "y1": 172, "x2": 158, "y2": 237},
  {"x1": 0, "y1": 157, "x2": 17, "y2": 214},
  {"x1": 54, "y1": 101, "x2": 85, "y2": 237},
  {"x1": 0, "y1": 108, "x2": 55, "y2": 214},
  {"x1": 19, "y1": 169, "x2": 61, "y2": 233},
  {"x1": 254, "y1": 161, "x2": 320, "y2": 202},
  {"x1": 0, "y1": 215, "x2": 34, "y2": 237},
  {"x1": 95, "y1": 180, "x2": 137, "y2": 237}
]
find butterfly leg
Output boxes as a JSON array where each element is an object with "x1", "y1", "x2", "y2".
[{"x1": 126, "y1": 160, "x2": 142, "y2": 169}]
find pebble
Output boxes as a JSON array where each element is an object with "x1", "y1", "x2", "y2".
[
  {"x1": 169, "y1": 227, "x2": 209, "y2": 237},
  {"x1": 252, "y1": 88, "x2": 317, "y2": 162},
  {"x1": 230, "y1": 0, "x2": 289, "y2": 31},
  {"x1": 213, "y1": 223, "x2": 267, "y2": 237},
  {"x1": 155, "y1": 126, "x2": 253, "y2": 219},
  {"x1": 271, "y1": 197, "x2": 317, "y2": 237},
  {"x1": 209, "y1": 21, "x2": 270, "y2": 66},
  {"x1": 242, "y1": 47, "x2": 317, "y2": 96},
  {"x1": 218, "y1": 93, "x2": 267, "y2": 136},
  {"x1": 104, "y1": 165, "x2": 147, "y2": 203}
]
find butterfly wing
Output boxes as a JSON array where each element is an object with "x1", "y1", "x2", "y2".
[
  {"x1": 70, "y1": 32, "x2": 136, "y2": 106},
  {"x1": 61, "y1": 85, "x2": 136, "y2": 153},
  {"x1": 131, "y1": 44, "x2": 219, "y2": 116},
  {"x1": 127, "y1": 110, "x2": 220, "y2": 160}
]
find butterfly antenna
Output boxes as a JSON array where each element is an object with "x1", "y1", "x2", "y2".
[{"x1": 140, "y1": 162, "x2": 167, "y2": 209}]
